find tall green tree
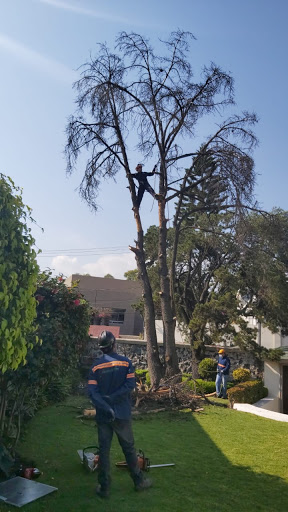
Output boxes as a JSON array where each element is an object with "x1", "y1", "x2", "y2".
[
  {"x1": 124, "y1": 269, "x2": 138, "y2": 281},
  {"x1": 234, "y1": 209, "x2": 288, "y2": 336},
  {"x1": 138, "y1": 154, "x2": 288, "y2": 373},
  {"x1": 0, "y1": 174, "x2": 39, "y2": 372},
  {"x1": 172, "y1": 197, "x2": 288, "y2": 371},
  {"x1": 66, "y1": 31, "x2": 257, "y2": 384}
]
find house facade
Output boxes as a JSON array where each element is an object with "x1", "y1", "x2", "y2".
[
  {"x1": 260, "y1": 326, "x2": 288, "y2": 414},
  {"x1": 65, "y1": 274, "x2": 143, "y2": 336},
  {"x1": 245, "y1": 318, "x2": 288, "y2": 414}
]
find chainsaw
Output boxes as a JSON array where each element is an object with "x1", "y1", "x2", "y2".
[
  {"x1": 77, "y1": 446, "x2": 100, "y2": 472},
  {"x1": 115, "y1": 449, "x2": 175, "y2": 472}
]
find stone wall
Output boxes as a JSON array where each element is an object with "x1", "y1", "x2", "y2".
[{"x1": 82, "y1": 338, "x2": 262, "y2": 378}]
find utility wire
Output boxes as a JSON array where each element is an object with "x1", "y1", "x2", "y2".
[
  {"x1": 41, "y1": 245, "x2": 128, "y2": 253},
  {"x1": 38, "y1": 245, "x2": 131, "y2": 258}
]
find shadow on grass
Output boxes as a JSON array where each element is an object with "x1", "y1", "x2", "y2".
[
  {"x1": 131, "y1": 409, "x2": 288, "y2": 512},
  {"x1": 4, "y1": 402, "x2": 288, "y2": 512}
]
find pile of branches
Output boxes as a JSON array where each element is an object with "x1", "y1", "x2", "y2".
[{"x1": 133, "y1": 375, "x2": 210, "y2": 414}]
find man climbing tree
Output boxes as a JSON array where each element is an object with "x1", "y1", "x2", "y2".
[{"x1": 131, "y1": 163, "x2": 159, "y2": 209}]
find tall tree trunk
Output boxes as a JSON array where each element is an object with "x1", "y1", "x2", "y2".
[
  {"x1": 158, "y1": 201, "x2": 179, "y2": 377},
  {"x1": 189, "y1": 330, "x2": 206, "y2": 378},
  {"x1": 130, "y1": 210, "x2": 163, "y2": 387},
  {"x1": 0, "y1": 376, "x2": 8, "y2": 436}
]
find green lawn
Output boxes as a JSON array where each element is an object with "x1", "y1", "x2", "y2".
[{"x1": 2, "y1": 397, "x2": 288, "y2": 512}]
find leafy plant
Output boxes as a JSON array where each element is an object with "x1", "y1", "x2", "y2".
[
  {"x1": 198, "y1": 358, "x2": 217, "y2": 381},
  {"x1": 233, "y1": 368, "x2": 251, "y2": 382},
  {"x1": 135, "y1": 369, "x2": 151, "y2": 387},
  {"x1": 0, "y1": 174, "x2": 39, "y2": 372}
]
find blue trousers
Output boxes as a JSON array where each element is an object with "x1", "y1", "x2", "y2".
[
  {"x1": 97, "y1": 419, "x2": 142, "y2": 490},
  {"x1": 215, "y1": 372, "x2": 228, "y2": 398}
]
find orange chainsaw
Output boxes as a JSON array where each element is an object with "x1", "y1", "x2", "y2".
[{"x1": 115, "y1": 449, "x2": 175, "y2": 472}]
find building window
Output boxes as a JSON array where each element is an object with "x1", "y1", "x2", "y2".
[{"x1": 110, "y1": 309, "x2": 126, "y2": 324}]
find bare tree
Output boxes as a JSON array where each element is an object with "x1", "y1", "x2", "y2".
[{"x1": 65, "y1": 30, "x2": 258, "y2": 383}]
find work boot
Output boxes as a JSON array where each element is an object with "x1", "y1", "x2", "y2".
[
  {"x1": 95, "y1": 485, "x2": 109, "y2": 499},
  {"x1": 135, "y1": 477, "x2": 152, "y2": 492}
]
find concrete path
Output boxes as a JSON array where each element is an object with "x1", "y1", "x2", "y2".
[{"x1": 233, "y1": 402, "x2": 288, "y2": 422}]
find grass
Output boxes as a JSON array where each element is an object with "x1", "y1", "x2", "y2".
[{"x1": 1, "y1": 396, "x2": 288, "y2": 512}]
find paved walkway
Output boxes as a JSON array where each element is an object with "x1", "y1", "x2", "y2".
[{"x1": 234, "y1": 401, "x2": 288, "y2": 422}]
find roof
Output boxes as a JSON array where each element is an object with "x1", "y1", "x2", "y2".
[{"x1": 89, "y1": 325, "x2": 120, "y2": 338}]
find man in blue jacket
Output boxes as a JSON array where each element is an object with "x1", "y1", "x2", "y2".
[
  {"x1": 215, "y1": 348, "x2": 230, "y2": 399},
  {"x1": 88, "y1": 330, "x2": 152, "y2": 498}
]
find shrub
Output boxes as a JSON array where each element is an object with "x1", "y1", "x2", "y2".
[
  {"x1": 233, "y1": 368, "x2": 251, "y2": 382},
  {"x1": 198, "y1": 358, "x2": 217, "y2": 381},
  {"x1": 227, "y1": 380, "x2": 268, "y2": 405},
  {"x1": 135, "y1": 369, "x2": 151, "y2": 387},
  {"x1": 182, "y1": 376, "x2": 215, "y2": 394},
  {"x1": 0, "y1": 272, "x2": 91, "y2": 447},
  {"x1": 195, "y1": 379, "x2": 215, "y2": 394},
  {"x1": 44, "y1": 376, "x2": 72, "y2": 403}
]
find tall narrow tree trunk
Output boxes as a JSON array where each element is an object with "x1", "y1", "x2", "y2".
[
  {"x1": 0, "y1": 376, "x2": 8, "y2": 436},
  {"x1": 130, "y1": 210, "x2": 163, "y2": 387},
  {"x1": 189, "y1": 330, "x2": 206, "y2": 378},
  {"x1": 158, "y1": 201, "x2": 179, "y2": 377}
]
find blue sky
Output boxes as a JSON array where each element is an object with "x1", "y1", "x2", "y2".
[{"x1": 1, "y1": 0, "x2": 287, "y2": 278}]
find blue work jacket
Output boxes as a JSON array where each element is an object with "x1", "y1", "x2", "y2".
[
  {"x1": 217, "y1": 355, "x2": 230, "y2": 376},
  {"x1": 88, "y1": 351, "x2": 136, "y2": 423}
]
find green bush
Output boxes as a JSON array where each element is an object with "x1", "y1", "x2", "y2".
[
  {"x1": 227, "y1": 380, "x2": 268, "y2": 405},
  {"x1": 198, "y1": 358, "x2": 217, "y2": 381},
  {"x1": 135, "y1": 369, "x2": 151, "y2": 387},
  {"x1": 233, "y1": 368, "x2": 251, "y2": 382},
  {"x1": 195, "y1": 379, "x2": 215, "y2": 394},
  {"x1": 182, "y1": 376, "x2": 215, "y2": 394},
  {"x1": 44, "y1": 376, "x2": 72, "y2": 403}
]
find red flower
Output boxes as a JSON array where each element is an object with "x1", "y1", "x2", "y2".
[{"x1": 73, "y1": 299, "x2": 80, "y2": 306}]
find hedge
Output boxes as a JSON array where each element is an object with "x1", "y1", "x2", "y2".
[
  {"x1": 227, "y1": 380, "x2": 268, "y2": 405},
  {"x1": 182, "y1": 378, "x2": 215, "y2": 394}
]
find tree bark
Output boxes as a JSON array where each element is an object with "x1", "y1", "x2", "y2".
[
  {"x1": 189, "y1": 330, "x2": 206, "y2": 378},
  {"x1": 130, "y1": 210, "x2": 163, "y2": 387},
  {"x1": 158, "y1": 201, "x2": 179, "y2": 377}
]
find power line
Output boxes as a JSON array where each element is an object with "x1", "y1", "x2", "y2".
[
  {"x1": 38, "y1": 245, "x2": 132, "y2": 258},
  {"x1": 38, "y1": 252, "x2": 131, "y2": 258},
  {"x1": 40, "y1": 245, "x2": 129, "y2": 253}
]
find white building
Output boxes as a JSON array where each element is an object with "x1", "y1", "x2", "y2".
[{"x1": 258, "y1": 325, "x2": 288, "y2": 414}]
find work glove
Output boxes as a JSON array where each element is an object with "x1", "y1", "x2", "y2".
[{"x1": 107, "y1": 408, "x2": 115, "y2": 422}]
